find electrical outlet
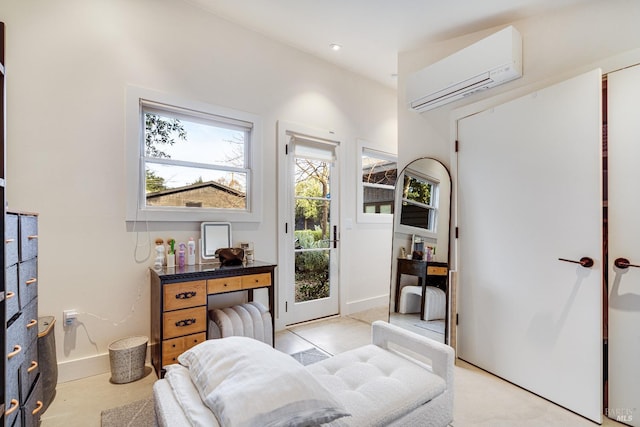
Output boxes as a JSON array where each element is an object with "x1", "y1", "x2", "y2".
[{"x1": 63, "y1": 309, "x2": 78, "y2": 326}]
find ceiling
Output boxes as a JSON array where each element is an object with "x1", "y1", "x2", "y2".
[{"x1": 184, "y1": 0, "x2": 593, "y2": 89}]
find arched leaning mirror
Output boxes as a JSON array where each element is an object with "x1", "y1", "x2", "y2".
[{"x1": 389, "y1": 158, "x2": 451, "y2": 344}]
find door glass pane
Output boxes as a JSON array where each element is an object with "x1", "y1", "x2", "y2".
[{"x1": 293, "y1": 157, "x2": 331, "y2": 302}]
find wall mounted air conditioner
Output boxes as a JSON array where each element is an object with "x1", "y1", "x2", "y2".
[{"x1": 407, "y1": 26, "x2": 522, "y2": 112}]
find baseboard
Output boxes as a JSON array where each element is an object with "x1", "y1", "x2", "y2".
[
  {"x1": 57, "y1": 353, "x2": 111, "y2": 383},
  {"x1": 344, "y1": 294, "x2": 389, "y2": 315},
  {"x1": 57, "y1": 351, "x2": 151, "y2": 383}
]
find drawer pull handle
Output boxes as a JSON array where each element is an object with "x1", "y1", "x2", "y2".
[
  {"x1": 26, "y1": 278, "x2": 37, "y2": 285},
  {"x1": 175, "y1": 318, "x2": 196, "y2": 327},
  {"x1": 27, "y1": 319, "x2": 38, "y2": 329},
  {"x1": 7, "y1": 291, "x2": 15, "y2": 299},
  {"x1": 28, "y1": 360, "x2": 38, "y2": 372},
  {"x1": 6, "y1": 399, "x2": 19, "y2": 415},
  {"x1": 176, "y1": 291, "x2": 197, "y2": 299},
  {"x1": 32, "y1": 401, "x2": 44, "y2": 415},
  {"x1": 8, "y1": 344, "x2": 22, "y2": 359},
  {"x1": 6, "y1": 238, "x2": 15, "y2": 244},
  {"x1": 28, "y1": 235, "x2": 39, "y2": 240}
]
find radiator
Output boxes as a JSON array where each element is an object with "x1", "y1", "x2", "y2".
[{"x1": 208, "y1": 302, "x2": 273, "y2": 346}]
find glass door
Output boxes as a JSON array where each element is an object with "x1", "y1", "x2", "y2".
[{"x1": 285, "y1": 135, "x2": 339, "y2": 325}]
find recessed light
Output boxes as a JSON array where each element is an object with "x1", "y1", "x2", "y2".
[{"x1": 329, "y1": 43, "x2": 342, "y2": 51}]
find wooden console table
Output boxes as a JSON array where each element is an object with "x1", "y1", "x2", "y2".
[
  {"x1": 150, "y1": 261, "x2": 276, "y2": 378},
  {"x1": 394, "y1": 259, "x2": 448, "y2": 319}
]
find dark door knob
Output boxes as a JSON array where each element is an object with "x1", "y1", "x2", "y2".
[
  {"x1": 614, "y1": 257, "x2": 640, "y2": 269},
  {"x1": 558, "y1": 257, "x2": 594, "y2": 268}
]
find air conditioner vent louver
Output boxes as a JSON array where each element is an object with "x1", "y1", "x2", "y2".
[{"x1": 407, "y1": 26, "x2": 522, "y2": 112}]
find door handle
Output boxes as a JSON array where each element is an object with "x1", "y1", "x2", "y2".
[
  {"x1": 614, "y1": 257, "x2": 640, "y2": 269},
  {"x1": 558, "y1": 257, "x2": 594, "y2": 268}
]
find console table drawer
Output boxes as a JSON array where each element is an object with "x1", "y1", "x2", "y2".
[
  {"x1": 163, "y1": 280, "x2": 207, "y2": 311},
  {"x1": 207, "y1": 276, "x2": 242, "y2": 294},
  {"x1": 163, "y1": 307, "x2": 207, "y2": 339},
  {"x1": 427, "y1": 266, "x2": 448, "y2": 276},
  {"x1": 162, "y1": 332, "x2": 206, "y2": 366},
  {"x1": 242, "y1": 273, "x2": 272, "y2": 289}
]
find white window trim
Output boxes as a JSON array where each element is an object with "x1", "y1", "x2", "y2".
[
  {"x1": 356, "y1": 139, "x2": 397, "y2": 224},
  {"x1": 125, "y1": 86, "x2": 263, "y2": 222},
  {"x1": 394, "y1": 170, "x2": 440, "y2": 239}
]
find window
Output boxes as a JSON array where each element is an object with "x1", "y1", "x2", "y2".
[
  {"x1": 399, "y1": 172, "x2": 439, "y2": 234},
  {"x1": 126, "y1": 87, "x2": 262, "y2": 222},
  {"x1": 357, "y1": 141, "x2": 397, "y2": 223}
]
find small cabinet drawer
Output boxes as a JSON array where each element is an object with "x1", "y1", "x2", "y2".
[
  {"x1": 162, "y1": 332, "x2": 206, "y2": 367},
  {"x1": 163, "y1": 306, "x2": 207, "y2": 340},
  {"x1": 23, "y1": 376, "x2": 43, "y2": 427},
  {"x1": 6, "y1": 264, "x2": 19, "y2": 320},
  {"x1": 19, "y1": 214, "x2": 38, "y2": 262},
  {"x1": 19, "y1": 259, "x2": 38, "y2": 307},
  {"x1": 23, "y1": 299, "x2": 39, "y2": 347},
  {"x1": 163, "y1": 281, "x2": 206, "y2": 311},
  {"x1": 6, "y1": 213, "x2": 18, "y2": 266},
  {"x1": 5, "y1": 357, "x2": 20, "y2": 426},
  {"x1": 20, "y1": 340, "x2": 39, "y2": 402},
  {"x1": 241, "y1": 273, "x2": 271, "y2": 289},
  {"x1": 427, "y1": 266, "x2": 448, "y2": 276},
  {"x1": 7, "y1": 314, "x2": 24, "y2": 367},
  {"x1": 207, "y1": 276, "x2": 242, "y2": 294}
]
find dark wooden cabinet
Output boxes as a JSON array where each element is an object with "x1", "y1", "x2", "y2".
[
  {"x1": 150, "y1": 261, "x2": 276, "y2": 378},
  {"x1": 394, "y1": 259, "x2": 448, "y2": 319}
]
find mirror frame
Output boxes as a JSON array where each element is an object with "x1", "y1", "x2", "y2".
[
  {"x1": 200, "y1": 222, "x2": 232, "y2": 261},
  {"x1": 389, "y1": 157, "x2": 452, "y2": 343}
]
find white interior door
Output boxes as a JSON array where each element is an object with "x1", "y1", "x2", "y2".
[
  {"x1": 457, "y1": 69, "x2": 603, "y2": 422},
  {"x1": 607, "y1": 64, "x2": 640, "y2": 426}
]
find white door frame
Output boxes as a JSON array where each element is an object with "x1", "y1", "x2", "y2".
[
  {"x1": 276, "y1": 121, "x2": 342, "y2": 329},
  {"x1": 606, "y1": 64, "x2": 640, "y2": 426}
]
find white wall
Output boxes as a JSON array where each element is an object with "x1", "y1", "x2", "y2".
[
  {"x1": 398, "y1": 0, "x2": 640, "y2": 271},
  {"x1": 1, "y1": 0, "x2": 396, "y2": 381}
]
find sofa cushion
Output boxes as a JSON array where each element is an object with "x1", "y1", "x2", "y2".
[{"x1": 305, "y1": 344, "x2": 445, "y2": 427}]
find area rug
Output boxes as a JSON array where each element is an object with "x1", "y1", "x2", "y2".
[
  {"x1": 414, "y1": 319, "x2": 445, "y2": 334},
  {"x1": 291, "y1": 347, "x2": 330, "y2": 365},
  {"x1": 101, "y1": 395, "x2": 157, "y2": 427}
]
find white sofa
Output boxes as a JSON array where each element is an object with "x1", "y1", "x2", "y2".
[{"x1": 153, "y1": 320, "x2": 454, "y2": 427}]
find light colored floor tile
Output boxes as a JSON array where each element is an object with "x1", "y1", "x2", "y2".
[
  {"x1": 453, "y1": 359, "x2": 624, "y2": 427},
  {"x1": 41, "y1": 366, "x2": 157, "y2": 427},
  {"x1": 286, "y1": 315, "x2": 372, "y2": 355},
  {"x1": 40, "y1": 311, "x2": 625, "y2": 427},
  {"x1": 275, "y1": 328, "x2": 316, "y2": 354}
]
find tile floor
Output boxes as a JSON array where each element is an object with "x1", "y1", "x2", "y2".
[{"x1": 40, "y1": 309, "x2": 624, "y2": 427}]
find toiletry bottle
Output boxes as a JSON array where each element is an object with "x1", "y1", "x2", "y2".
[
  {"x1": 187, "y1": 237, "x2": 196, "y2": 265},
  {"x1": 178, "y1": 243, "x2": 186, "y2": 267}
]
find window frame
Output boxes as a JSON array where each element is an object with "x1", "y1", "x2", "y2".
[
  {"x1": 356, "y1": 140, "x2": 397, "y2": 224},
  {"x1": 125, "y1": 86, "x2": 263, "y2": 222},
  {"x1": 395, "y1": 170, "x2": 440, "y2": 238}
]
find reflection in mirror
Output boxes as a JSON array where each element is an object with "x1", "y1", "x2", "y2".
[
  {"x1": 200, "y1": 222, "x2": 232, "y2": 261},
  {"x1": 389, "y1": 158, "x2": 451, "y2": 344}
]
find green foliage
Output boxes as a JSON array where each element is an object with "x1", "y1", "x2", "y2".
[
  {"x1": 144, "y1": 113, "x2": 187, "y2": 159},
  {"x1": 146, "y1": 169, "x2": 167, "y2": 193},
  {"x1": 294, "y1": 229, "x2": 329, "y2": 302},
  {"x1": 295, "y1": 179, "x2": 322, "y2": 220},
  {"x1": 403, "y1": 175, "x2": 432, "y2": 205}
]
